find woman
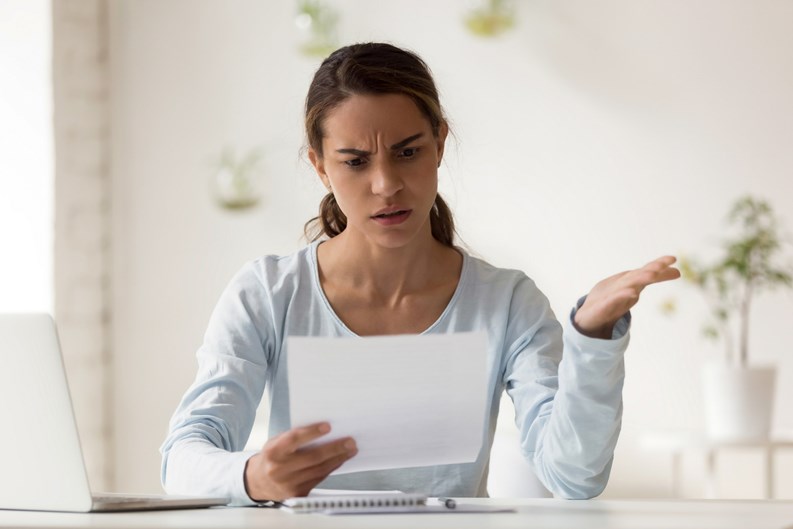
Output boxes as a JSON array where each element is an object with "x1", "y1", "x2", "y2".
[{"x1": 161, "y1": 42, "x2": 679, "y2": 504}]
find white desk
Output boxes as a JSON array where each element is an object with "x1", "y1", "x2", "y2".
[{"x1": 2, "y1": 499, "x2": 793, "y2": 529}]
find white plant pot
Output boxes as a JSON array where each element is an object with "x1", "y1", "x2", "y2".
[{"x1": 701, "y1": 364, "x2": 776, "y2": 441}]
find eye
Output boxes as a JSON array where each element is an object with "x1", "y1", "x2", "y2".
[
  {"x1": 398, "y1": 147, "x2": 419, "y2": 159},
  {"x1": 344, "y1": 158, "x2": 367, "y2": 169}
]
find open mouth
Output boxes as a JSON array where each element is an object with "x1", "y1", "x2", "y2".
[
  {"x1": 373, "y1": 210, "x2": 410, "y2": 219},
  {"x1": 371, "y1": 209, "x2": 412, "y2": 225}
]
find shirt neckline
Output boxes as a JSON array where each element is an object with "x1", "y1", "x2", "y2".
[{"x1": 308, "y1": 239, "x2": 468, "y2": 337}]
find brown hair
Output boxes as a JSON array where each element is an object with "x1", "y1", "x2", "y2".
[{"x1": 303, "y1": 42, "x2": 456, "y2": 246}]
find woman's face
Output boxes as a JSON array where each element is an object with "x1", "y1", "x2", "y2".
[{"x1": 309, "y1": 93, "x2": 447, "y2": 250}]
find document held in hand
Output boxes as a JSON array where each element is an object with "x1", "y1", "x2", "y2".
[{"x1": 287, "y1": 332, "x2": 489, "y2": 475}]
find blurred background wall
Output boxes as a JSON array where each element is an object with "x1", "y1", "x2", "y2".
[
  {"x1": 1, "y1": 1, "x2": 53, "y2": 313},
  {"x1": 6, "y1": 0, "x2": 793, "y2": 499}
]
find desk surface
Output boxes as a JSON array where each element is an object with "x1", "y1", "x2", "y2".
[{"x1": 2, "y1": 498, "x2": 793, "y2": 529}]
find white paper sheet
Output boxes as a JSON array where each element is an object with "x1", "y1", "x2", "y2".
[{"x1": 287, "y1": 332, "x2": 489, "y2": 475}]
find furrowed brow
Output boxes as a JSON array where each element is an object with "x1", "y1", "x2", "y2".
[
  {"x1": 390, "y1": 133, "x2": 423, "y2": 150},
  {"x1": 335, "y1": 133, "x2": 424, "y2": 156},
  {"x1": 336, "y1": 148, "x2": 370, "y2": 156}
]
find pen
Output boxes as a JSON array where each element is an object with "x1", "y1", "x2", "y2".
[{"x1": 437, "y1": 497, "x2": 456, "y2": 509}]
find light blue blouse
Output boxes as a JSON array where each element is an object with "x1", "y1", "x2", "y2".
[{"x1": 161, "y1": 241, "x2": 629, "y2": 504}]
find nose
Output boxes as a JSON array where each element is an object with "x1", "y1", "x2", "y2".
[{"x1": 370, "y1": 161, "x2": 403, "y2": 197}]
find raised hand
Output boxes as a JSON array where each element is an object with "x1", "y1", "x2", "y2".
[
  {"x1": 243, "y1": 422, "x2": 357, "y2": 502},
  {"x1": 573, "y1": 256, "x2": 681, "y2": 339}
]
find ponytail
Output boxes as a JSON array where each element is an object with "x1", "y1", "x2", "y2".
[
  {"x1": 304, "y1": 192, "x2": 347, "y2": 241},
  {"x1": 430, "y1": 195, "x2": 455, "y2": 247}
]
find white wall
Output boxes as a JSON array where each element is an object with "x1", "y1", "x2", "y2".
[
  {"x1": 0, "y1": 0, "x2": 53, "y2": 312},
  {"x1": 109, "y1": 0, "x2": 793, "y2": 497}
]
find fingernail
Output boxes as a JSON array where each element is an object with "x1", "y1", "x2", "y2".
[
  {"x1": 344, "y1": 439, "x2": 356, "y2": 452},
  {"x1": 318, "y1": 423, "x2": 330, "y2": 434}
]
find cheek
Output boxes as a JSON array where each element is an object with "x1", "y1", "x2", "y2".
[
  {"x1": 326, "y1": 177, "x2": 363, "y2": 215},
  {"x1": 413, "y1": 163, "x2": 439, "y2": 194}
]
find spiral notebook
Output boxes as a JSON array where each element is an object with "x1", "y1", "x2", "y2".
[
  {"x1": 277, "y1": 490, "x2": 516, "y2": 515},
  {"x1": 281, "y1": 492, "x2": 428, "y2": 514}
]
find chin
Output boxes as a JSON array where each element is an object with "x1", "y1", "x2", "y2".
[
  {"x1": 366, "y1": 230, "x2": 422, "y2": 250},
  {"x1": 372, "y1": 237, "x2": 414, "y2": 250}
]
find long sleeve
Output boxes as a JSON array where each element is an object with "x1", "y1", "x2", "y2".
[
  {"x1": 504, "y1": 278, "x2": 629, "y2": 499},
  {"x1": 160, "y1": 263, "x2": 273, "y2": 506}
]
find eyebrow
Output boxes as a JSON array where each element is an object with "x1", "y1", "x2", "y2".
[{"x1": 335, "y1": 133, "x2": 424, "y2": 156}]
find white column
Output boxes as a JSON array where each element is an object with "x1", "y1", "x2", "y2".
[{"x1": 52, "y1": 0, "x2": 113, "y2": 491}]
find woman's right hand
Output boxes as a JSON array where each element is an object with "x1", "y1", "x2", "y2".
[{"x1": 243, "y1": 422, "x2": 357, "y2": 502}]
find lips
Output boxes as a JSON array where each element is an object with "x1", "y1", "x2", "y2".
[
  {"x1": 371, "y1": 207, "x2": 412, "y2": 226},
  {"x1": 371, "y1": 207, "x2": 411, "y2": 219},
  {"x1": 373, "y1": 209, "x2": 409, "y2": 219}
]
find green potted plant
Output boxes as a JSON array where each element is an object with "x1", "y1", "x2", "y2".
[{"x1": 680, "y1": 196, "x2": 792, "y2": 440}]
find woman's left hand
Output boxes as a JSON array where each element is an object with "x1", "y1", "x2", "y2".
[{"x1": 573, "y1": 255, "x2": 681, "y2": 339}]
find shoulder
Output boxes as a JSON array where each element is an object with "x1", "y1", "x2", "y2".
[
  {"x1": 454, "y1": 250, "x2": 559, "y2": 352},
  {"x1": 461, "y1": 250, "x2": 540, "y2": 294},
  {"x1": 212, "y1": 244, "x2": 318, "y2": 321},
  {"x1": 230, "y1": 244, "x2": 316, "y2": 294},
  {"x1": 458, "y1": 249, "x2": 553, "y2": 320},
  {"x1": 206, "y1": 244, "x2": 318, "y2": 342}
]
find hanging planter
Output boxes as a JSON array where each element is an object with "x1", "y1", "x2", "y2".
[
  {"x1": 464, "y1": 0, "x2": 516, "y2": 38},
  {"x1": 210, "y1": 147, "x2": 265, "y2": 211},
  {"x1": 295, "y1": 0, "x2": 339, "y2": 58}
]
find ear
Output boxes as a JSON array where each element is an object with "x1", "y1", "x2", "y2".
[
  {"x1": 436, "y1": 121, "x2": 449, "y2": 167},
  {"x1": 308, "y1": 148, "x2": 332, "y2": 192}
]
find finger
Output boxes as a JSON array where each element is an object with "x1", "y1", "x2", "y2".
[
  {"x1": 620, "y1": 262, "x2": 680, "y2": 291},
  {"x1": 654, "y1": 266, "x2": 681, "y2": 283},
  {"x1": 644, "y1": 255, "x2": 677, "y2": 268},
  {"x1": 634, "y1": 256, "x2": 674, "y2": 277},
  {"x1": 263, "y1": 437, "x2": 355, "y2": 486},
  {"x1": 279, "y1": 443, "x2": 357, "y2": 495},
  {"x1": 600, "y1": 257, "x2": 677, "y2": 289},
  {"x1": 264, "y1": 422, "x2": 331, "y2": 461},
  {"x1": 637, "y1": 265, "x2": 681, "y2": 286},
  {"x1": 288, "y1": 437, "x2": 357, "y2": 473},
  {"x1": 639, "y1": 257, "x2": 678, "y2": 277},
  {"x1": 293, "y1": 448, "x2": 358, "y2": 492}
]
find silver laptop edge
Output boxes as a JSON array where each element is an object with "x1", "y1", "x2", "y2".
[{"x1": 0, "y1": 313, "x2": 227, "y2": 512}]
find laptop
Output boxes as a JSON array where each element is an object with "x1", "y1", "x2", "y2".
[{"x1": 0, "y1": 313, "x2": 229, "y2": 512}]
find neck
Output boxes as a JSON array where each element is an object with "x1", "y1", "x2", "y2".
[{"x1": 317, "y1": 226, "x2": 455, "y2": 304}]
